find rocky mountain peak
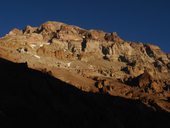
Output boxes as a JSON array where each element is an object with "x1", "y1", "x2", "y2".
[{"x1": 0, "y1": 21, "x2": 170, "y2": 112}]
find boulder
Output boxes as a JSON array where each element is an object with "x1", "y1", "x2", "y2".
[
  {"x1": 105, "y1": 32, "x2": 124, "y2": 42},
  {"x1": 138, "y1": 70, "x2": 153, "y2": 87},
  {"x1": 8, "y1": 28, "x2": 23, "y2": 36},
  {"x1": 23, "y1": 25, "x2": 37, "y2": 34}
]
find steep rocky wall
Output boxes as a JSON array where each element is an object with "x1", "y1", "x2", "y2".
[{"x1": 0, "y1": 21, "x2": 170, "y2": 113}]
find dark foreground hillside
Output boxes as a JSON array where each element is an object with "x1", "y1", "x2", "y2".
[{"x1": 0, "y1": 58, "x2": 170, "y2": 128}]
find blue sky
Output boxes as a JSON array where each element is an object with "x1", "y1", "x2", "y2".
[{"x1": 1, "y1": 0, "x2": 170, "y2": 53}]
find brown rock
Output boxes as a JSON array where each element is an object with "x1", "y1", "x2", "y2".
[
  {"x1": 26, "y1": 33, "x2": 43, "y2": 43},
  {"x1": 55, "y1": 50, "x2": 65, "y2": 59},
  {"x1": 58, "y1": 25, "x2": 82, "y2": 41},
  {"x1": 8, "y1": 28, "x2": 23, "y2": 36},
  {"x1": 103, "y1": 79, "x2": 110, "y2": 86},
  {"x1": 138, "y1": 70, "x2": 153, "y2": 87},
  {"x1": 105, "y1": 32, "x2": 123, "y2": 42},
  {"x1": 23, "y1": 25, "x2": 37, "y2": 34},
  {"x1": 151, "y1": 81, "x2": 162, "y2": 93},
  {"x1": 86, "y1": 30, "x2": 106, "y2": 41},
  {"x1": 167, "y1": 54, "x2": 170, "y2": 60},
  {"x1": 40, "y1": 21, "x2": 63, "y2": 32},
  {"x1": 96, "y1": 81, "x2": 103, "y2": 89}
]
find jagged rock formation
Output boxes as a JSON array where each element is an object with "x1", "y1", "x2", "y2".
[{"x1": 0, "y1": 21, "x2": 170, "y2": 116}]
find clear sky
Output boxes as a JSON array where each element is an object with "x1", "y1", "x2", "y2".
[{"x1": 1, "y1": 0, "x2": 170, "y2": 53}]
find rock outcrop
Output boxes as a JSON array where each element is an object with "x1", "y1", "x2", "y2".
[{"x1": 0, "y1": 21, "x2": 170, "y2": 114}]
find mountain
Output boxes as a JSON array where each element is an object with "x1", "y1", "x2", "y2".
[{"x1": 0, "y1": 21, "x2": 170, "y2": 127}]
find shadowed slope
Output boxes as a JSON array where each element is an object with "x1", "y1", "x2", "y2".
[{"x1": 0, "y1": 58, "x2": 170, "y2": 128}]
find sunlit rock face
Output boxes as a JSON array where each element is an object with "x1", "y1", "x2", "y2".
[{"x1": 0, "y1": 21, "x2": 170, "y2": 113}]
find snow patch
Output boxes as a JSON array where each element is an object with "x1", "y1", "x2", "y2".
[
  {"x1": 39, "y1": 44, "x2": 43, "y2": 47},
  {"x1": 34, "y1": 55, "x2": 40, "y2": 59},
  {"x1": 30, "y1": 44, "x2": 36, "y2": 48},
  {"x1": 67, "y1": 62, "x2": 71, "y2": 67}
]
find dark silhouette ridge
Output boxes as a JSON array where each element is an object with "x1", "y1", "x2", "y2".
[{"x1": 0, "y1": 58, "x2": 170, "y2": 128}]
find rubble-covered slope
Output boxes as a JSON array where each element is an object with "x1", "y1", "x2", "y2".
[{"x1": 0, "y1": 21, "x2": 170, "y2": 113}]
